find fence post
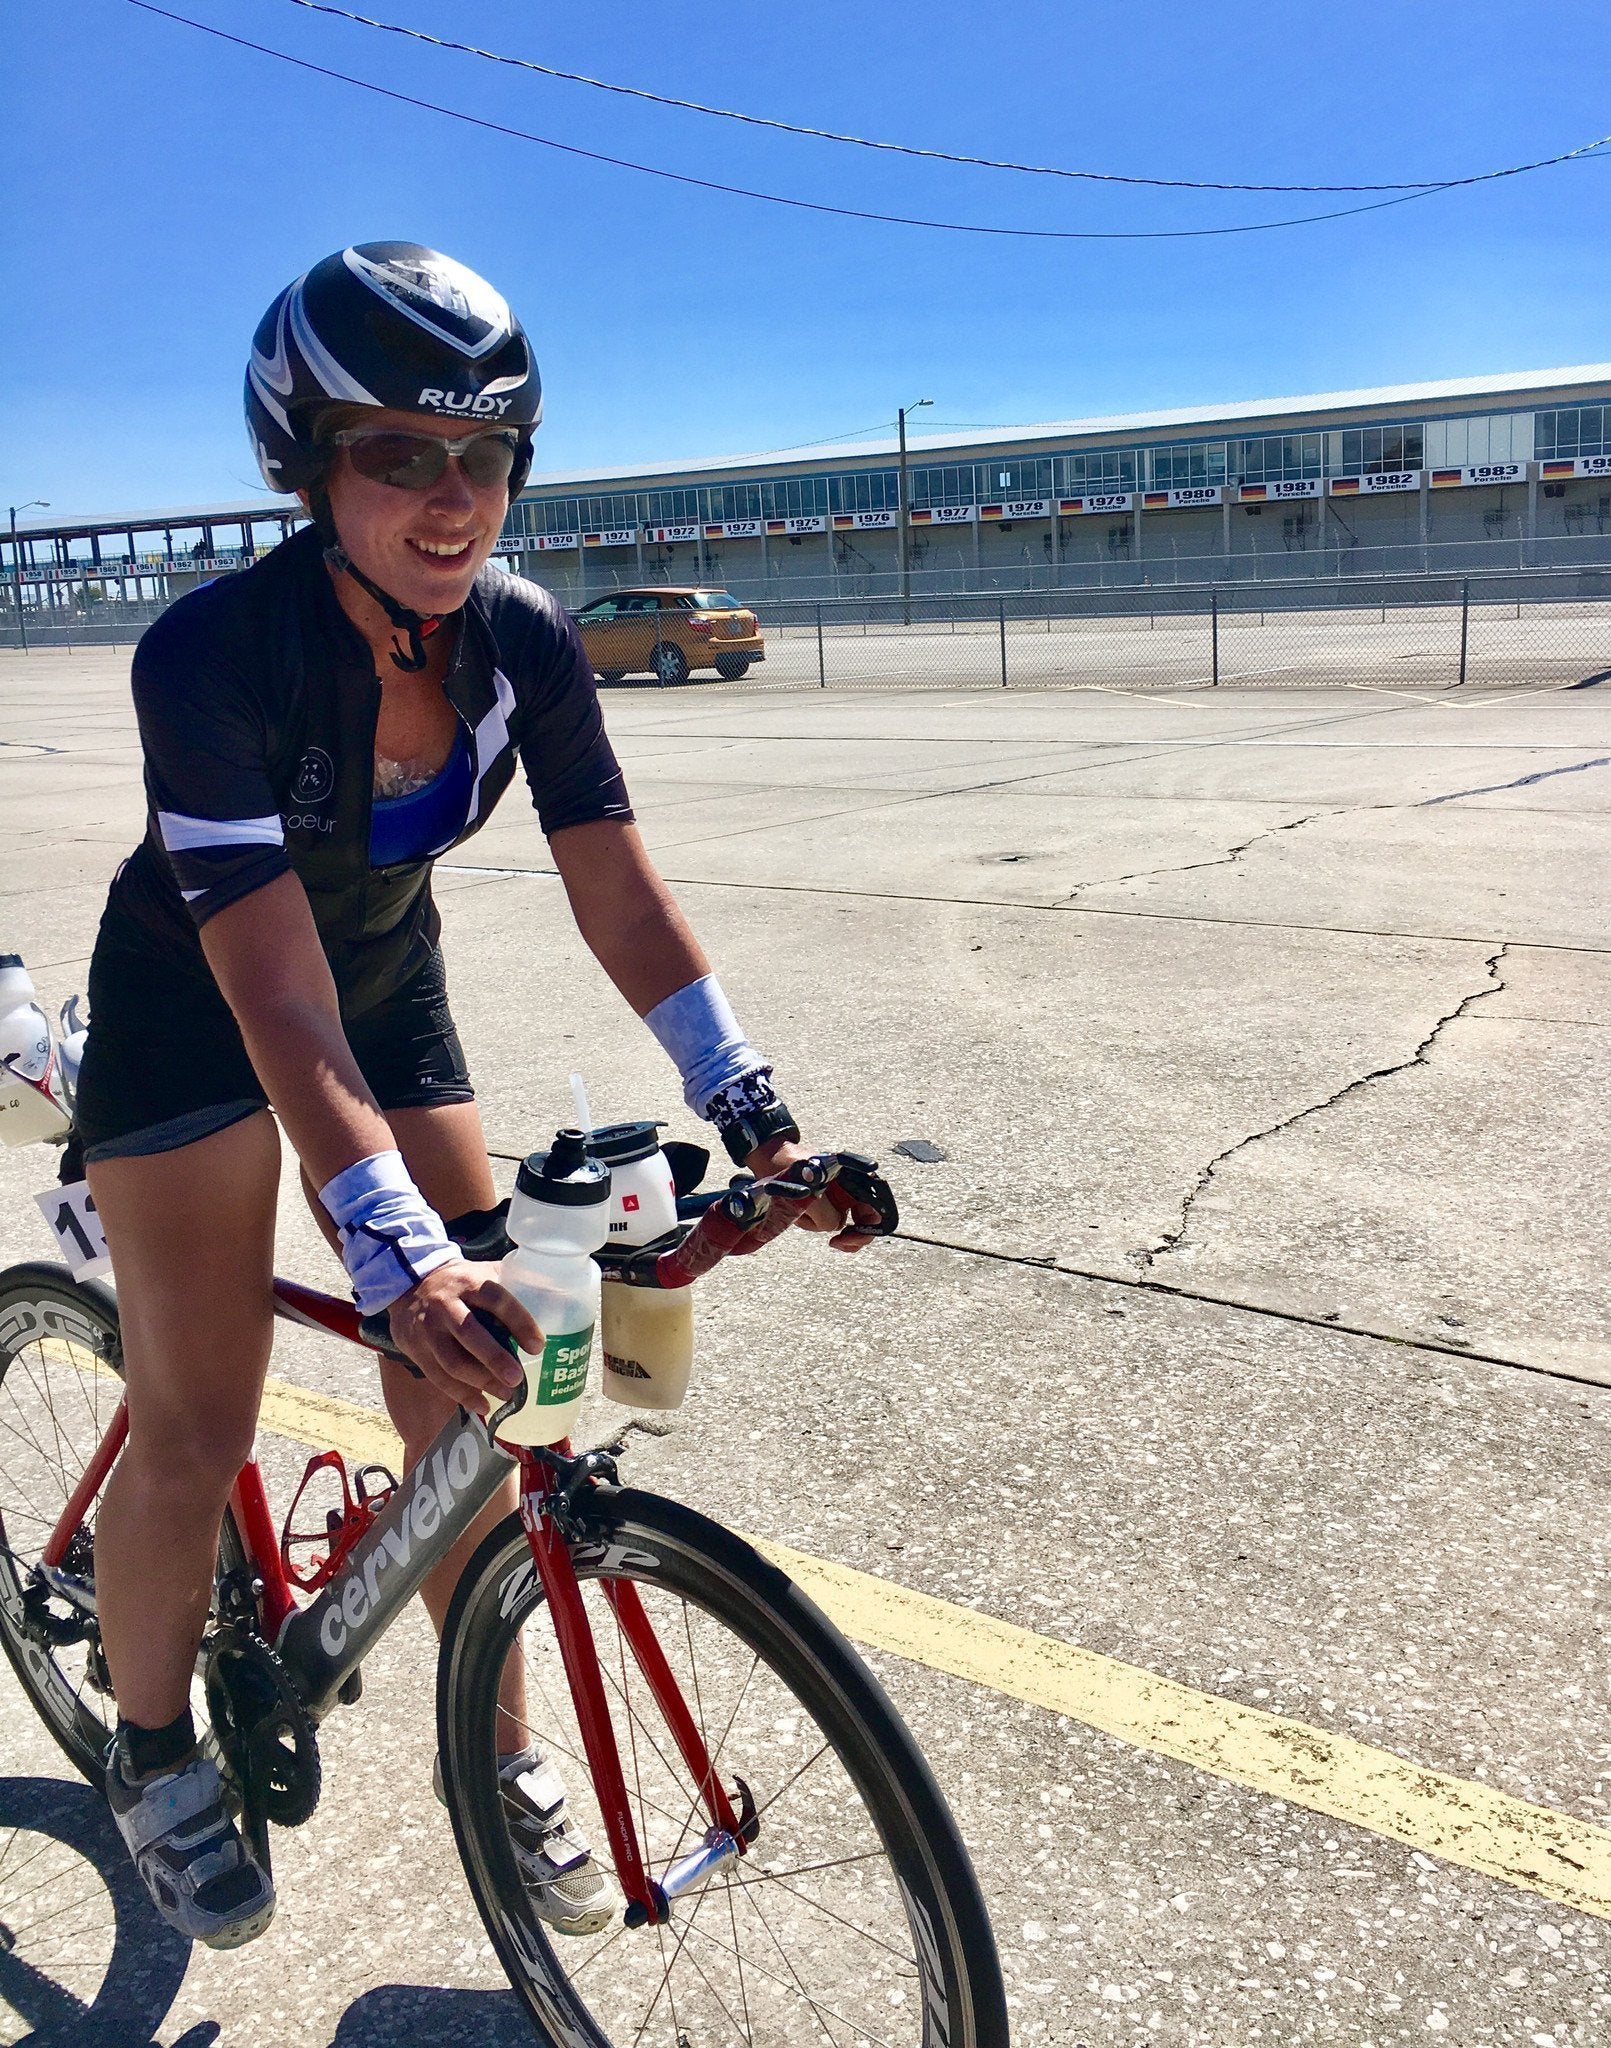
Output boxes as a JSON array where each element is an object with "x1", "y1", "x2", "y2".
[
  {"x1": 1458, "y1": 576, "x2": 1470, "y2": 685},
  {"x1": 816, "y1": 601, "x2": 825, "y2": 689},
  {"x1": 1211, "y1": 588, "x2": 1219, "y2": 686},
  {"x1": 999, "y1": 599, "x2": 1008, "y2": 688}
]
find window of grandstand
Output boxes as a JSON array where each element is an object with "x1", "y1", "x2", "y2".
[
  {"x1": 987, "y1": 458, "x2": 1055, "y2": 498},
  {"x1": 1144, "y1": 441, "x2": 1228, "y2": 489},
  {"x1": 1535, "y1": 407, "x2": 1607, "y2": 460},
  {"x1": 643, "y1": 487, "x2": 702, "y2": 523},
  {"x1": 829, "y1": 470, "x2": 900, "y2": 513},
  {"x1": 1336, "y1": 424, "x2": 1424, "y2": 474},
  {"x1": 1234, "y1": 434, "x2": 1324, "y2": 483},
  {"x1": 1422, "y1": 412, "x2": 1531, "y2": 466},
  {"x1": 578, "y1": 494, "x2": 638, "y2": 528},
  {"x1": 911, "y1": 464, "x2": 981, "y2": 507},
  {"x1": 764, "y1": 475, "x2": 831, "y2": 518},
  {"x1": 1057, "y1": 450, "x2": 1137, "y2": 494},
  {"x1": 713, "y1": 484, "x2": 764, "y2": 520}
]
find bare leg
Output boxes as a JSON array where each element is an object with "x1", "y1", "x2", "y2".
[{"x1": 91, "y1": 1111, "x2": 281, "y2": 1728}]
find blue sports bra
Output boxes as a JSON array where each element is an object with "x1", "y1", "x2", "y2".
[{"x1": 369, "y1": 728, "x2": 475, "y2": 868}]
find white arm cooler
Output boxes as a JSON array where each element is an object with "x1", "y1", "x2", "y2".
[
  {"x1": 644, "y1": 975, "x2": 767, "y2": 1117},
  {"x1": 319, "y1": 1150, "x2": 458, "y2": 1316}
]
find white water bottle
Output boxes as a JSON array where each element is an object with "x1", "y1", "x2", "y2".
[
  {"x1": 586, "y1": 1121, "x2": 695, "y2": 1411},
  {"x1": 0, "y1": 955, "x2": 71, "y2": 1147},
  {"x1": 587, "y1": 1120, "x2": 679, "y2": 1247},
  {"x1": 496, "y1": 1130, "x2": 610, "y2": 1446}
]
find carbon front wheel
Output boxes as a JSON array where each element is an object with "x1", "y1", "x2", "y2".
[
  {"x1": 438, "y1": 1488, "x2": 1008, "y2": 2048},
  {"x1": 0, "y1": 1261, "x2": 244, "y2": 1786}
]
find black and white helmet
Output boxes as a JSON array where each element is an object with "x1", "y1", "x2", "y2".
[{"x1": 244, "y1": 241, "x2": 541, "y2": 498}]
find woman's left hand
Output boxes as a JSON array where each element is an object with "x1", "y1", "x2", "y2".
[{"x1": 744, "y1": 1136, "x2": 881, "y2": 1252}]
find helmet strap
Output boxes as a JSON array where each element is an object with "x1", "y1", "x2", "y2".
[{"x1": 323, "y1": 544, "x2": 442, "y2": 673}]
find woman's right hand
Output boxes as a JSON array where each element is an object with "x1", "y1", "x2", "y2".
[{"x1": 386, "y1": 1260, "x2": 542, "y2": 1415}]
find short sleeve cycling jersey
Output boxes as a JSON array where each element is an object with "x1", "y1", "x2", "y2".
[{"x1": 103, "y1": 524, "x2": 632, "y2": 1015}]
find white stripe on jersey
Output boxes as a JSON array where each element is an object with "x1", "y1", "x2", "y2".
[
  {"x1": 159, "y1": 811, "x2": 285, "y2": 853},
  {"x1": 464, "y1": 668, "x2": 517, "y2": 828}
]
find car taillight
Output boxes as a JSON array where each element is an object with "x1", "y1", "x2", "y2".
[{"x1": 686, "y1": 616, "x2": 712, "y2": 633}]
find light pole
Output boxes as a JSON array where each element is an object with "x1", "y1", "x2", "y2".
[
  {"x1": 897, "y1": 399, "x2": 932, "y2": 621},
  {"x1": 8, "y1": 501, "x2": 48, "y2": 655}
]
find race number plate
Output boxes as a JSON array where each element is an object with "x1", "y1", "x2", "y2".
[{"x1": 34, "y1": 1180, "x2": 112, "y2": 1281}]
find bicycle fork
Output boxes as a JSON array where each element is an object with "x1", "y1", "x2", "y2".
[{"x1": 515, "y1": 1450, "x2": 754, "y2": 1929}]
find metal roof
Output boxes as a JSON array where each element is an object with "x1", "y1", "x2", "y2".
[
  {"x1": 11, "y1": 496, "x2": 303, "y2": 539},
  {"x1": 518, "y1": 365, "x2": 1611, "y2": 490},
  {"x1": 13, "y1": 364, "x2": 1611, "y2": 536}
]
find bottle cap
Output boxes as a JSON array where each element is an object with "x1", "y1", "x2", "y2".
[
  {"x1": 585, "y1": 1120, "x2": 665, "y2": 1168},
  {"x1": 516, "y1": 1128, "x2": 610, "y2": 1205}
]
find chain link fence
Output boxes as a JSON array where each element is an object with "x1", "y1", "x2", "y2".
[
  {"x1": 5, "y1": 567, "x2": 1607, "y2": 692},
  {"x1": 681, "y1": 568, "x2": 1610, "y2": 694}
]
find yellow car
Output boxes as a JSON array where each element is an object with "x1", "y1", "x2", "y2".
[{"x1": 572, "y1": 587, "x2": 765, "y2": 685}]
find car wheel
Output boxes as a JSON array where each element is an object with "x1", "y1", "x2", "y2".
[
  {"x1": 714, "y1": 656, "x2": 752, "y2": 679},
  {"x1": 652, "y1": 641, "x2": 690, "y2": 686}
]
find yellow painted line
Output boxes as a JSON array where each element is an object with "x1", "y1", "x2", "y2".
[
  {"x1": 256, "y1": 1376, "x2": 402, "y2": 1468},
  {"x1": 252, "y1": 1372, "x2": 1611, "y2": 1922}
]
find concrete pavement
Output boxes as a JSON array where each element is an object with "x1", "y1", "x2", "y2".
[{"x1": 0, "y1": 647, "x2": 1607, "y2": 2045}]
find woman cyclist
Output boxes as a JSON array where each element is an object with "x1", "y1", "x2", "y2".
[{"x1": 72, "y1": 242, "x2": 875, "y2": 1951}]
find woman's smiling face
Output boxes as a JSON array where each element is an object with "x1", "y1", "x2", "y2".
[{"x1": 319, "y1": 407, "x2": 512, "y2": 616}]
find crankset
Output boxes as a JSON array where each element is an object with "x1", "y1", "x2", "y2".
[{"x1": 203, "y1": 1624, "x2": 322, "y2": 1832}]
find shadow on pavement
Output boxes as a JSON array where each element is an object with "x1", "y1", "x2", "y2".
[
  {"x1": 0, "y1": 1773, "x2": 209, "y2": 2048},
  {"x1": 328, "y1": 1984, "x2": 535, "y2": 2045}
]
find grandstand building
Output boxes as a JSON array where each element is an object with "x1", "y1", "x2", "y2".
[{"x1": 8, "y1": 365, "x2": 1611, "y2": 625}]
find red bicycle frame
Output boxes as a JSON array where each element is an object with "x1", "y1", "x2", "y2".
[{"x1": 41, "y1": 1268, "x2": 744, "y2": 1926}]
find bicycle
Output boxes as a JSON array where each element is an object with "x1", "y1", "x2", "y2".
[{"x1": 0, "y1": 1133, "x2": 1009, "y2": 2046}]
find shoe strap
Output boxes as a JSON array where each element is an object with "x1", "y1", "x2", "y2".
[
  {"x1": 116, "y1": 1757, "x2": 223, "y2": 1857},
  {"x1": 502, "y1": 1759, "x2": 567, "y2": 1822}
]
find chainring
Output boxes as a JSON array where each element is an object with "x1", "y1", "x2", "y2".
[{"x1": 203, "y1": 1625, "x2": 322, "y2": 1828}]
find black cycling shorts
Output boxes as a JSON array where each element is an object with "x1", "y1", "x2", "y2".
[{"x1": 70, "y1": 940, "x2": 473, "y2": 1169}]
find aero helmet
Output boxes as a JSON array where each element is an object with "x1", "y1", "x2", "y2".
[{"x1": 244, "y1": 241, "x2": 541, "y2": 499}]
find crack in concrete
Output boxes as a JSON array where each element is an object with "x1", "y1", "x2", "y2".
[
  {"x1": 1061, "y1": 807, "x2": 1344, "y2": 906},
  {"x1": 1134, "y1": 941, "x2": 1512, "y2": 1275},
  {"x1": 1419, "y1": 755, "x2": 1611, "y2": 805}
]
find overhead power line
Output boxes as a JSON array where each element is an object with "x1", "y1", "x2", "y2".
[
  {"x1": 126, "y1": 3, "x2": 1600, "y2": 241},
  {"x1": 280, "y1": 0, "x2": 1611, "y2": 201}
]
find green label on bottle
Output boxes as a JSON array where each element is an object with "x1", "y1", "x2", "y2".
[{"x1": 535, "y1": 1325, "x2": 594, "y2": 1406}]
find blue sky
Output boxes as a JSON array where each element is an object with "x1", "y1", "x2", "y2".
[{"x1": 5, "y1": 1, "x2": 1610, "y2": 517}]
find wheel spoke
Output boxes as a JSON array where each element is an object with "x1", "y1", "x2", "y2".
[{"x1": 450, "y1": 1516, "x2": 997, "y2": 2047}]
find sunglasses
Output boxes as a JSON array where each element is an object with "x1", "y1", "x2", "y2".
[{"x1": 330, "y1": 427, "x2": 522, "y2": 491}]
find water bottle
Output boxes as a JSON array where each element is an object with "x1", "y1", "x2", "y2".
[
  {"x1": 586, "y1": 1120, "x2": 679, "y2": 1247},
  {"x1": 56, "y1": 996, "x2": 88, "y2": 1116},
  {"x1": 0, "y1": 955, "x2": 71, "y2": 1147},
  {"x1": 586, "y1": 1120, "x2": 695, "y2": 1411},
  {"x1": 496, "y1": 1130, "x2": 610, "y2": 1446}
]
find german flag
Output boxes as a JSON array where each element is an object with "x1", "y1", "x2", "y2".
[
  {"x1": 979, "y1": 504, "x2": 1004, "y2": 519},
  {"x1": 832, "y1": 513, "x2": 855, "y2": 529},
  {"x1": 1142, "y1": 491, "x2": 1169, "y2": 509},
  {"x1": 909, "y1": 508, "x2": 934, "y2": 524},
  {"x1": 766, "y1": 519, "x2": 786, "y2": 534},
  {"x1": 1431, "y1": 469, "x2": 1463, "y2": 489},
  {"x1": 1330, "y1": 477, "x2": 1360, "y2": 495},
  {"x1": 1542, "y1": 459, "x2": 1576, "y2": 479},
  {"x1": 703, "y1": 524, "x2": 723, "y2": 539},
  {"x1": 1239, "y1": 484, "x2": 1268, "y2": 502},
  {"x1": 1058, "y1": 498, "x2": 1080, "y2": 514}
]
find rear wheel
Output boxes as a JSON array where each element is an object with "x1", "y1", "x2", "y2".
[
  {"x1": 0, "y1": 1261, "x2": 245, "y2": 1785},
  {"x1": 652, "y1": 640, "x2": 689, "y2": 686},
  {"x1": 714, "y1": 655, "x2": 752, "y2": 679},
  {"x1": 438, "y1": 1488, "x2": 1008, "y2": 2047}
]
